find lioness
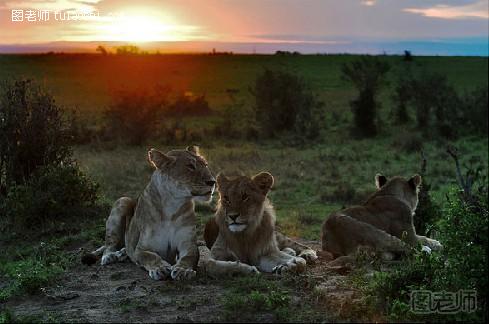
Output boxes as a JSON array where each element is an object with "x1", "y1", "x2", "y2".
[
  {"x1": 83, "y1": 146, "x2": 216, "y2": 281},
  {"x1": 203, "y1": 172, "x2": 316, "y2": 276},
  {"x1": 321, "y1": 174, "x2": 442, "y2": 260}
]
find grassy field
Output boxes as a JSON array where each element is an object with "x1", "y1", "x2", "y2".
[
  {"x1": 0, "y1": 53, "x2": 488, "y2": 322},
  {"x1": 74, "y1": 136, "x2": 488, "y2": 241},
  {"x1": 2, "y1": 52, "x2": 487, "y2": 256},
  {"x1": 1, "y1": 54, "x2": 487, "y2": 121}
]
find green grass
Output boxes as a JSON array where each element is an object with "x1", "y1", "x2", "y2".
[
  {"x1": 218, "y1": 275, "x2": 323, "y2": 322},
  {"x1": 0, "y1": 54, "x2": 486, "y2": 123},
  {"x1": 73, "y1": 135, "x2": 488, "y2": 240},
  {"x1": 0, "y1": 53, "x2": 487, "y2": 321},
  {"x1": 0, "y1": 220, "x2": 106, "y2": 302}
]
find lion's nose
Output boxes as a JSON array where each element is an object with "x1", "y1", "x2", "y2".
[
  {"x1": 228, "y1": 212, "x2": 239, "y2": 221},
  {"x1": 206, "y1": 180, "x2": 216, "y2": 187}
]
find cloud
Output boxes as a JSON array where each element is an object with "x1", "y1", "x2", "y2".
[
  {"x1": 404, "y1": 0, "x2": 489, "y2": 20},
  {"x1": 360, "y1": 0, "x2": 376, "y2": 6},
  {"x1": 2, "y1": 0, "x2": 101, "y2": 11}
]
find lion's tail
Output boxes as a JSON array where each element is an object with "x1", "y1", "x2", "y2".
[{"x1": 81, "y1": 245, "x2": 106, "y2": 266}]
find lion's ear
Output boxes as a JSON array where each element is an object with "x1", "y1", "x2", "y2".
[
  {"x1": 148, "y1": 148, "x2": 175, "y2": 169},
  {"x1": 187, "y1": 145, "x2": 200, "y2": 156},
  {"x1": 252, "y1": 172, "x2": 274, "y2": 195},
  {"x1": 409, "y1": 174, "x2": 422, "y2": 189},
  {"x1": 375, "y1": 174, "x2": 387, "y2": 189},
  {"x1": 216, "y1": 173, "x2": 228, "y2": 189}
]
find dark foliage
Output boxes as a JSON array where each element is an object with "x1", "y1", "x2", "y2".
[
  {"x1": 252, "y1": 69, "x2": 325, "y2": 140},
  {"x1": 104, "y1": 85, "x2": 170, "y2": 145},
  {"x1": 0, "y1": 79, "x2": 101, "y2": 233},
  {"x1": 1, "y1": 164, "x2": 99, "y2": 232},
  {"x1": 0, "y1": 79, "x2": 72, "y2": 190},
  {"x1": 342, "y1": 56, "x2": 390, "y2": 137},
  {"x1": 167, "y1": 93, "x2": 212, "y2": 117}
]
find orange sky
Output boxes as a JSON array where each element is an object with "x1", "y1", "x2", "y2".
[{"x1": 0, "y1": 0, "x2": 488, "y2": 54}]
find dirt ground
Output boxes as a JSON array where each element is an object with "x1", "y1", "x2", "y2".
[{"x1": 5, "y1": 241, "x2": 371, "y2": 323}]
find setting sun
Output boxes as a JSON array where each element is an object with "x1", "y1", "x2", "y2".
[{"x1": 92, "y1": 13, "x2": 190, "y2": 42}]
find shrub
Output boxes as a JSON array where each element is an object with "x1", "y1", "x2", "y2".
[
  {"x1": 342, "y1": 56, "x2": 390, "y2": 137},
  {"x1": 0, "y1": 79, "x2": 101, "y2": 233},
  {"x1": 460, "y1": 86, "x2": 488, "y2": 135},
  {"x1": 0, "y1": 79, "x2": 72, "y2": 190},
  {"x1": 391, "y1": 132, "x2": 423, "y2": 153},
  {"x1": 366, "y1": 171, "x2": 488, "y2": 322},
  {"x1": 1, "y1": 164, "x2": 99, "y2": 232},
  {"x1": 252, "y1": 69, "x2": 325, "y2": 140},
  {"x1": 403, "y1": 50, "x2": 413, "y2": 62},
  {"x1": 216, "y1": 99, "x2": 258, "y2": 140},
  {"x1": 391, "y1": 67, "x2": 413, "y2": 125},
  {"x1": 408, "y1": 72, "x2": 462, "y2": 138},
  {"x1": 104, "y1": 85, "x2": 170, "y2": 145},
  {"x1": 166, "y1": 93, "x2": 212, "y2": 117}
]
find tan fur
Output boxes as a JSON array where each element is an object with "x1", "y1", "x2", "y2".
[
  {"x1": 321, "y1": 174, "x2": 442, "y2": 259},
  {"x1": 203, "y1": 173, "x2": 311, "y2": 275},
  {"x1": 86, "y1": 147, "x2": 216, "y2": 281}
]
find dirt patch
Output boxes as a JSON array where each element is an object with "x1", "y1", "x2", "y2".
[{"x1": 4, "y1": 240, "x2": 377, "y2": 322}]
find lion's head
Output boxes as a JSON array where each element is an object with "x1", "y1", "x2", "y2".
[
  {"x1": 374, "y1": 174, "x2": 422, "y2": 211},
  {"x1": 216, "y1": 172, "x2": 274, "y2": 233},
  {"x1": 148, "y1": 146, "x2": 215, "y2": 202}
]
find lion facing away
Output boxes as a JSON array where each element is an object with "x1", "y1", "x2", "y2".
[
  {"x1": 321, "y1": 174, "x2": 442, "y2": 260},
  {"x1": 82, "y1": 146, "x2": 216, "y2": 281},
  {"x1": 202, "y1": 172, "x2": 317, "y2": 277}
]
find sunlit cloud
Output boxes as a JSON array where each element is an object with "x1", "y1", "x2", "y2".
[
  {"x1": 361, "y1": 0, "x2": 376, "y2": 7},
  {"x1": 404, "y1": 0, "x2": 489, "y2": 20},
  {"x1": 2, "y1": 0, "x2": 101, "y2": 11}
]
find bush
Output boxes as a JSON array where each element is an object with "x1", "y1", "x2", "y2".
[
  {"x1": 167, "y1": 93, "x2": 212, "y2": 117},
  {"x1": 403, "y1": 72, "x2": 462, "y2": 138},
  {"x1": 0, "y1": 79, "x2": 72, "y2": 190},
  {"x1": 367, "y1": 181, "x2": 488, "y2": 321},
  {"x1": 342, "y1": 56, "x2": 390, "y2": 137},
  {"x1": 391, "y1": 67, "x2": 413, "y2": 125},
  {"x1": 1, "y1": 164, "x2": 99, "y2": 232},
  {"x1": 460, "y1": 87, "x2": 488, "y2": 135},
  {"x1": 252, "y1": 69, "x2": 325, "y2": 140},
  {"x1": 104, "y1": 85, "x2": 170, "y2": 145},
  {"x1": 0, "y1": 79, "x2": 101, "y2": 233},
  {"x1": 391, "y1": 132, "x2": 423, "y2": 153},
  {"x1": 216, "y1": 99, "x2": 258, "y2": 140}
]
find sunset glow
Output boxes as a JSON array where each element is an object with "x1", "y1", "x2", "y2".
[
  {"x1": 87, "y1": 14, "x2": 197, "y2": 42},
  {"x1": 0, "y1": 0, "x2": 487, "y2": 55}
]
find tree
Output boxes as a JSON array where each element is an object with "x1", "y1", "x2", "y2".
[
  {"x1": 96, "y1": 45, "x2": 108, "y2": 55},
  {"x1": 0, "y1": 79, "x2": 71, "y2": 190},
  {"x1": 104, "y1": 86, "x2": 170, "y2": 145},
  {"x1": 342, "y1": 56, "x2": 390, "y2": 137},
  {"x1": 252, "y1": 69, "x2": 325, "y2": 140}
]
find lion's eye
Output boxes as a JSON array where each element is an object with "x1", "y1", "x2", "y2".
[
  {"x1": 242, "y1": 193, "x2": 249, "y2": 201},
  {"x1": 187, "y1": 163, "x2": 196, "y2": 170}
]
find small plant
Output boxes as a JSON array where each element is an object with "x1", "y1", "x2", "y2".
[
  {"x1": 104, "y1": 85, "x2": 170, "y2": 145},
  {"x1": 0, "y1": 79, "x2": 72, "y2": 190},
  {"x1": 342, "y1": 56, "x2": 390, "y2": 137},
  {"x1": 1, "y1": 164, "x2": 99, "y2": 232},
  {"x1": 252, "y1": 69, "x2": 325, "y2": 140},
  {"x1": 363, "y1": 151, "x2": 488, "y2": 322}
]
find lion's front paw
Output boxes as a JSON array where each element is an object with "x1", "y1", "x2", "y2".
[
  {"x1": 282, "y1": 248, "x2": 296, "y2": 256},
  {"x1": 238, "y1": 263, "x2": 260, "y2": 275},
  {"x1": 298, "y1": 249, "x2": 318, "y2": 263},
  {"x1": 429, "y1": 240, "x2": 443, "y2": 251},
  {"x1": 148, "y1": 266, "x2": 172, "y2": 281},
  {"x1": 272, "y1": 257, "x2": 306, "y2": 274},
  {"x1": 101, "y1": 253, "x2": 117, "y2": 266},
  {"x1": 171, "y1": 266, "x2": 196, "y2": 281}
]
